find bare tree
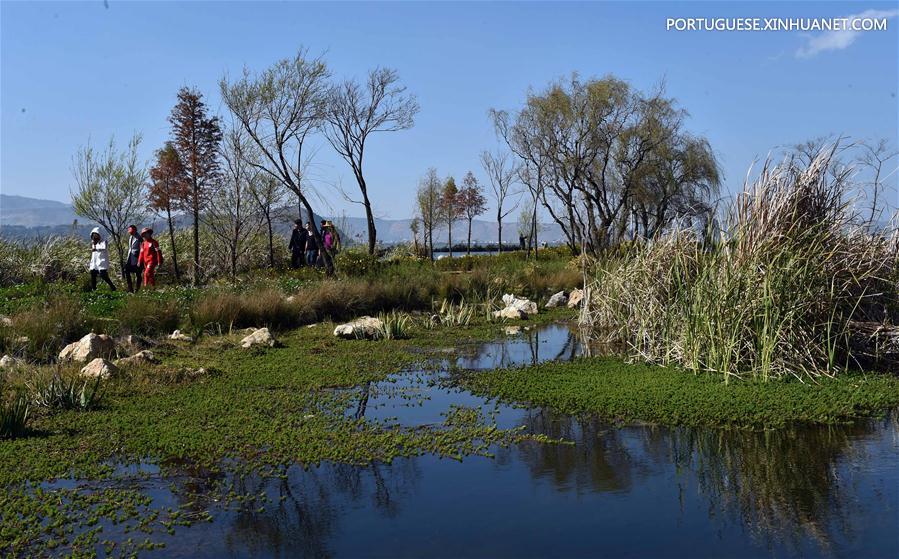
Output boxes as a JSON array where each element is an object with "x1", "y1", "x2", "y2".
[
  {"x1": 480, "y1": 150, "x2": 518, "y2": 252},
  {"x1": 249, "y1": 172, "x2": 286, "y2": 269},
  {"x1": 205, "y1": 127, "x2": 262, "y2": 278},
  {"x1": 71, "y1": 134, "x2": 148, "y2": 279},
  {"x1": 220, "y1": 49, "x2": 334, "y2": 269},
  {"x1": 324, "y1": 68, "x2": 419, "y2": 255},
  {"x1": 858, "y1": 139, "x2": 898, "y2": 227},
  {"x1": 416, "y1": 168, "x2": 441, "y2": 261},
  {"x1": 518, "y1": 161, "x2": 545, "y2": 258},
  {"x1": 459, "y1": 171, "x2": 487, "y2": 255}
]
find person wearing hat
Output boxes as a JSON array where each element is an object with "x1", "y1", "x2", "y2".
[
  {"x1": 137, "y1": 227, "x2": 163, "y2": 288},
  {"x1": 124, "y1": 224, "x2": 143, "y2": 292},
  {"x1": 88, "y1": 227, "x2": 117, "y2": 291},
  {"x1": 288, "y1": 218, "x2": 308, "y2": 269}
]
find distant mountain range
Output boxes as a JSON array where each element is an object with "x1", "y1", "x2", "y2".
[{"x1": 0, "y1": 194, "x2": 566, "y2": 245}]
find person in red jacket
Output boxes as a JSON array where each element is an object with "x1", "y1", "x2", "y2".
[{"x1": 137, "y1": 227, "x2": 163, "y2": 287}]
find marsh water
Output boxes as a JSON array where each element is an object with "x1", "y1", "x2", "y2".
[{"x1": 52, "y1": 324, "x2": 899, "y2": 557}]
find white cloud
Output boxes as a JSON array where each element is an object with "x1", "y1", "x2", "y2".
[{"x1": 796, "y1": 9, "x2": 899, "y2": 58}]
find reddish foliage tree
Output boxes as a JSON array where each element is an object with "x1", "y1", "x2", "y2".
[
  {"x1": 148, "y1": 142, "x2": 189, "y2": 281},
  {"x1": 169, "y1": 87, "x2": 222, "y2": 285},
  {"x1": 459, "y1": 171, "x2": 488, "y2": 255}
]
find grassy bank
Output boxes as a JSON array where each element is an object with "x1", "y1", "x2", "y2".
[
  {"x1": 0, "y1": 250, "x2": 581, "y2": 363},
  {"x1": 458, "y1": 357, "x2": 899, "y2": 428}
]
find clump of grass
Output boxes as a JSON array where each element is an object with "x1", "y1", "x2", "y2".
[
  {"x1": 583, "y1": 147, "x2": 897, "y2": 380},
  {"x1": 0, "y1": 389, "x2": 29, "y2": 439},
  {"x1": 116, "y1": 296, "x2": 181, "y2": 336},
  {"x1": 374, "y1": 310, "x2": 411, "y2": 340},
  {"x1": 435, "y1": 299, "x2": 475, "y2": 328},
  {"x1": 27, "y1": 369, "x2": 103, "y2": 411},
  {"x1": 6, "y1": 296, "x2": 88, "y2": 363}
]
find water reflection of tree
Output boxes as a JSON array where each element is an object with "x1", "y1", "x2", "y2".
[
  {"x1": 665, "y1": 420, "x2": 886, "y2": 553},
  {"x1": 221, "y1": 458, "x2": 421, "y2": 557},
  {"x1": 515, "y1": 409, "x2": 634, "y2": 494},
  {"x1": 511, "y1": 407, "x2": 891, "y2": 554}
]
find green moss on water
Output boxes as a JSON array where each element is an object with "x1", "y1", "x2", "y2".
[{"x1": 457, "y1": 357, "x2": 899, "y2": 429}]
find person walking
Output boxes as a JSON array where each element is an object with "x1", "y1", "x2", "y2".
[
  {"x1": 89, "y1": 227, "x2": 116, "y2": 291},
  {"x1": 320, "y1": 220, "x2": 333, "y2": 266},
  {"x1": 137, "y1": 227, "x2": 163, "y2": 288},
  {"x1": 304, "y1": 222, "x2": 319, "y2": 266},
  {"x1": 288, "y1": 219, "x2": 308, "y2": 269},
  {"x1": 124, "y1": 224, "x2": 143, "y2": 292}
]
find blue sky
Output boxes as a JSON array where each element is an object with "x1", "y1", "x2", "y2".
[{"x1": 2, "y1": 1, "x2": 897, "y2": 220}]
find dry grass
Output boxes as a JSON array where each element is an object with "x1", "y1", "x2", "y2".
[{"x1": 582, "y1": 147, "x2": 897, "y2": 380}]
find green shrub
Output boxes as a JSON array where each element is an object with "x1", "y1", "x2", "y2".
[{"x1": 334, "y1": 248, "x2": 382, "y2": 277}]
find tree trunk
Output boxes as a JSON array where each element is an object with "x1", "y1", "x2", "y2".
[
  {"x1": 497, "y1": 215, "x2": 503, "y2": 254},
  {"x1": 358, "y1": 176, "x2": 377, "y2": 255},
  {"x1": 428, "y1": 227, "x2": 434, "y2": 262},
  {"x1": 447, "y1": 219, "x2": 453, "y2": 258},
  {"x1": 192, "y1": 204, "x2": 200, "y2": 286},
  {"x1": 111, "y1": 232, "x2": 126, "y2": 282},
  {"x1": 466, "y1": 218, "x2": 472, "y2": 256},
  {"x1": 532, "y1": 202, "x2": 538, "y2": 259},
  {"x1": 266, "y1": 215, "x2": 275, "y2": 269},
  {"x1": 166, "y1": 206, "x2": 181, "y2": 281}
]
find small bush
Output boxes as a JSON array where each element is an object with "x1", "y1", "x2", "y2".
[{"x1": 334, "y1": 248, "x2": 382, "y2": 277}]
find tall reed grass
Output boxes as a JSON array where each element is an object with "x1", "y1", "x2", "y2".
[{"x1": 582, "y1": 147, "x2": 897, "y2": 380}]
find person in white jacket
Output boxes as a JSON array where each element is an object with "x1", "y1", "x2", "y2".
[{"x1": 89, "y1": 227, "x2": 117, "y2": 291}]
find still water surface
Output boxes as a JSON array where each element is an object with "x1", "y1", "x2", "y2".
[{"x1": 56, "y1": 325, "x2": 899, "y2": 557}]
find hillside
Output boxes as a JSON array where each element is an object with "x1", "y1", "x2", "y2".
[{"x1": 0, "y1": 194, "x2": 566, "y2": 244}]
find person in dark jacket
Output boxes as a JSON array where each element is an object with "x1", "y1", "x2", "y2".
[
  {"x1": 288, "y1": 219, "x2": 308, "y2": 269},
  {"x1": 124, "y1": 224, "x2": 143, "y2": 292},
  {"x1": 304, "y1": 222, "x2": 319, "y2": 266}
]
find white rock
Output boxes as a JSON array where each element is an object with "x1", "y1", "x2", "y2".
[
  {"x1": 58, "y1": 333, "x2": 116, "y2": 363},
  {"x1": 0, "y1": 354, "x2": 20, "y2": 369},
  {"x1": 504, "y1": 325, "x2": 522, "y2": 336},
  {"x1": 241, "y1": 327, "x2": 277, "y2": 348},
  {"x1": 545, "y1": 291, "x2": 568, "y2": 308},
  {"x1": 286, "y1": 295, "x2": 296, "y2": 303},
  {"x1": 494, "y1": 294, "x2": 538, "y2": 319},
  {"x1": 501, "y1": 294, "x2": 538, "y2": 315},
  {"x1": 114, "y1": 350, "x2": 157, "y2": 367},
  {"x1": 567, "y1": 288, "x2": 585, "y2": 309},
  {"x1": 169, "y1": 330, "x2": 194, "y2": 342},
  {"x1": 80, "y1": 358, "x2": 118, "y2": 380},
  {"x1": 333, "y1": 316, "x2": 384, "y2": 339},
  {"x1": 0, "y1": 315, "x2": 13, "y2": 327},
  {"x1": 15, "y1": 336, "x2": 29, "y2": 344},
  {"x1": 493, "y1": 307, "x2": 527, "y2": 320}
]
